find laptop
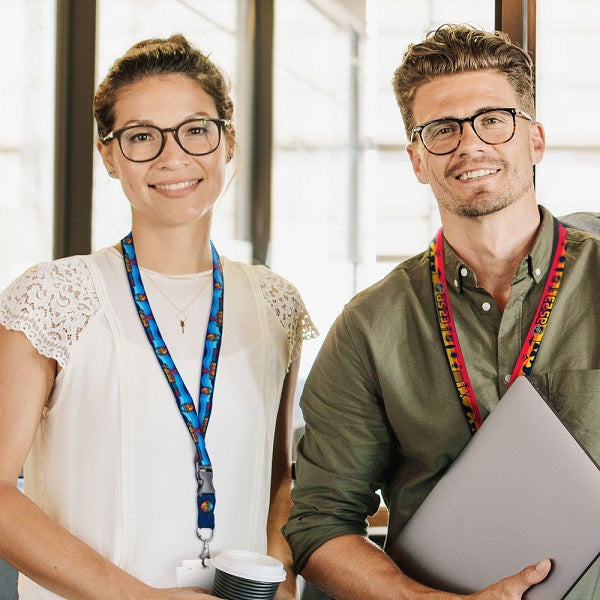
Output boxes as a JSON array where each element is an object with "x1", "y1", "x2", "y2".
[{"x1": 389, "y1": 376, "x2": 600, "y2": 599}]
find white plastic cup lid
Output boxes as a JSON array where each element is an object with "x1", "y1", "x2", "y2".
[{"x1": 213, "y1": 550, "x2": 286, "y2": 583}]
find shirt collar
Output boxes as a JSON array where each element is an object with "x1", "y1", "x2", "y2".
[
  {"x1": 520, "y1": 205, "x2": 555, "y2": 284},
  {"x1": 443, "y1": 205, "x2": 555, "y2": 292}
]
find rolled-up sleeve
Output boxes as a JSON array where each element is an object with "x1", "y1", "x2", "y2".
[{"x1": 282, "y1": 306, "x2": 397, "y2": 572}]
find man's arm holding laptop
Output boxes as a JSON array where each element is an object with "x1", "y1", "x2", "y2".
[
  {"x1": 301, "y1": 534, "x2": 550, "y2": 600},
  {"x1": 281, "y1": 313, "x2": 551, "y2": 600}
]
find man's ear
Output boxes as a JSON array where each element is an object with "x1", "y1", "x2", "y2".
[
  {"x1": 530, "y1": 121, "x2": 546, "y2": 166},
  {"x1": 406, "y1": 142, "x2": 430, "y2": 184}
]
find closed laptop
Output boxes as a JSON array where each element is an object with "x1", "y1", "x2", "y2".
[{"x1": 390, "y1": 376, "x2": 600, "y2": 599}]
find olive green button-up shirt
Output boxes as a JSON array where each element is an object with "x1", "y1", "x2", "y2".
[{"x1": 284, "y1": 206, "x2": 600, "y2": 598}]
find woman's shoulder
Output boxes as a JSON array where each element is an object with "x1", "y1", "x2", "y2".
[
  {"x1": 223, "y1": 258, "x2": 319, "y2": 361},
  {"x1": 1, "y1": 254, "x2": 95, "y2": 297},
  {"x1": 1, "y1": 254, "x2": 103, "y2": 306},
  {"x1": 228, "y1": 259, "x2": 315, "y2": 321},
  {"x1": 0, "y1": 253, "x2": 102, "y2": 368},
  {"x1": 222, "y1": 257, "x2": 298, "y2": 297}
]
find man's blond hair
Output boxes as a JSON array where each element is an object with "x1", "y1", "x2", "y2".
[{"x1": 392, "y1": 24, "x2": 534, "y2": 138}]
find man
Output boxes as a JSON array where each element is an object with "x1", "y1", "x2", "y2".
[{"x1": 283, "y1": 24, "x2": 600, "y2": 599}]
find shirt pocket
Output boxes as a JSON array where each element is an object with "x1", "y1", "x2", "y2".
[{"x1": 545, "y1": 369, "x2": 600, "y2": 463}]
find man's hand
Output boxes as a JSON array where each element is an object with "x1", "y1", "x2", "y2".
[
  {"x1": 300, "y1": 535, "x2": 552, "y2": 600},
  {"x1": 469, "y1": 559, "x2": 552, "y2": 599}
]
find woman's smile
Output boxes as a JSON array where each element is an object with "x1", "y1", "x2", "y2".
[{"x1": 150, "y1": 178, "x2": 202, "y2": 193}]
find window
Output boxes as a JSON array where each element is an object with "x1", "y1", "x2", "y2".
[
  {"x1": 0, "y1": 0, "x2": 56, "y2": 289},
  {"x1": 270, "y1": 0, "x2": 496, "y2": 382},
  {"x1": 535, "y1": 0, "x2": 600, "y2": 216},
  {"x1": 271, "y1": 0, "x2": 360, "y2": 376}
]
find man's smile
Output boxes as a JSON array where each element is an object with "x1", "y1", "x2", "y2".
[{"x1": 456, "y1": 168, "x2": 499, "y2": 181}]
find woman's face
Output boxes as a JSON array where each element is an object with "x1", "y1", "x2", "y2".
[{"x1": 98, "y1": 73, "x2": 233, "y2": 231}]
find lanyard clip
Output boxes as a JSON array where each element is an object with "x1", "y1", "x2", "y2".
[
  {"x1": 195, "y1": 462, "x2": 215, "y2": 494},
  {"x1": 195, "y1": 459, "x2": 215, "y2": 567},
  {"x1": 197, "y1": 528, "x2": 214, "y2": 567}
]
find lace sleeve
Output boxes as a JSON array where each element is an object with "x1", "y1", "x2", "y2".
[
  {"x1": 0, "y1": 256, "x2": 100, "y2": 368},
  {"x1": 256, "y1": 266, "x2": 318, "y2": 367}
]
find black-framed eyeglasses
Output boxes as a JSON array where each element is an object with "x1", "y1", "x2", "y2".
[
  {"x1": 100, "y1": 117, "x2": 232, "y2": 162},
  {"x1": 411, "y1": 108, "x2": 534, "y2": 156}
]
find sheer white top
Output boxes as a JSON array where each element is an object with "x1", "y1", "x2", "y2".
[{"x1": 0, "y1": 246, "x2": 316, "y2": 598}]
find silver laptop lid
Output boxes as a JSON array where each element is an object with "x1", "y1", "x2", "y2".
[{"x1": 390, "y1": 376, "x2": 600, "y2": 599}]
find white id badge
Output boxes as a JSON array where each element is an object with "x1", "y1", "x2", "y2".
[{"x1": 175, "y1": 558, "x2": 215, "y2": 588}]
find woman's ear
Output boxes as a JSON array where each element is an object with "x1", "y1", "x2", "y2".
[
  {"x1": 97, "y1": 140, "x2": 118, "y2": 177},
  {"x1": 225, "y1": 126, "x2": 236, "y2": 163}
]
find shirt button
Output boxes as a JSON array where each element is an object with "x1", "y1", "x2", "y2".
[
  {"x1": 504, "y1": 374, "x2": 511, "y2": 383},
  {"x1": 535, "y1": 267, "x2": 541, "y2": 276},
  {"x1": 460, "y1": 267, "x2": 468, "y2": 277},
  {"x1": 482, "y1": 302, "x2": 491, "y2": 312}
]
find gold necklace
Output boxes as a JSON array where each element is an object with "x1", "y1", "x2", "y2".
[{"x1": 145, "y1": 272, "x2": 211, "y2": 333}]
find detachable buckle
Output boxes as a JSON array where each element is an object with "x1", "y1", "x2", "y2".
[{"x1": 195, "y1": 463, "x2": 215, "y2": 494}]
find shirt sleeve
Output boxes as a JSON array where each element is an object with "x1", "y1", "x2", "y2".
[
  {"x1": 255, "y1": 265, "x2": 319, "y2": 368},
  {"x1": 282, "y1": 306, "x2": 397, "y2": 572},
  {"x1": 559, "y1": 212, "x2": 600, "y2": 237},
  {"x1": 0, "y1": 257, "x2": 100, "y2": 368}
]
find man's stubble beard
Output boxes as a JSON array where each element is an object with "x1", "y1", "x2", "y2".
[{"x1": 434, "y1": 161, "x2": 532, "y2": 218}]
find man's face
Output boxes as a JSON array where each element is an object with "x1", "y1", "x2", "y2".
[{"x1": 406, "y1": 70, "x2": 545, "y2": 219}]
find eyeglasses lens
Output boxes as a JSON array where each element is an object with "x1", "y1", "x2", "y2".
[
  {"x1": 177, "y1": 120, "x2": 221, "y2": 156},
  {"x1": 421, "y1": 109, "x2": 515, "y2": 155},
  {"x1": 119, "y1": 119, "x2": 221, "y2": 161}
]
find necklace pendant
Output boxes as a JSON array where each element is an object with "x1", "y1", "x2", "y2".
[{"x1": 177, "y1": 311, "x2": 187, "y2": 334}]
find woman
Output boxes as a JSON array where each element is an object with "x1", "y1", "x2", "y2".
[{"x1": 0, "y1": 34, "x2": 315, "y2": 599}]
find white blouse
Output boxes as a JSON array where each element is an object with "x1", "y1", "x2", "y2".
[{"x1": 0, "y1": 247, "x2": 316, "y2": 598}]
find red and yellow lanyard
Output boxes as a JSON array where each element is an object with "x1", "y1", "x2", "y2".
[{"x1": 429, "y1": 220, "x2": 567, "y2": 434}]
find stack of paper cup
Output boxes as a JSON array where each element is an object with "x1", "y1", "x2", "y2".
[{"x1": 212, "y1": 549, "x2": 286, "y2": 599}]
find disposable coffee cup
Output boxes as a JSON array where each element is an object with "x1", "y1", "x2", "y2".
[{"x1": 212, "y1": 549, "x2": 286, "y2": 599}]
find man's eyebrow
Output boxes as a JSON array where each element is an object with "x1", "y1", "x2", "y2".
[{"x1": 430, "y1": 106, "x2": 506, "y2": 121}]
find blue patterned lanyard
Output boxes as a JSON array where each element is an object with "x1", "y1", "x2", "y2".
[{"x1": 121, "y1": 232, "x2": 224, "y2": 565}]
